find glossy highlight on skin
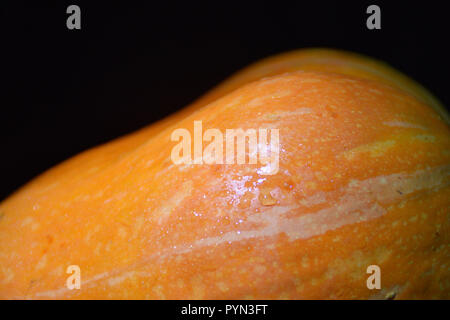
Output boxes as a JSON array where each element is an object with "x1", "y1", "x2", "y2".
[{"x1": 0, "y1": 49, "x2": 449, "y2": 299}]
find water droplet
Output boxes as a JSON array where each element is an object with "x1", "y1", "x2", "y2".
[{"x1": 258, "y1": 189, "x2": 277, "y2": 206}]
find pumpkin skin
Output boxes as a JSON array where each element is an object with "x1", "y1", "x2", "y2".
[{"x1": 0, "y1": 49, "x2": 449, "y2": 299}]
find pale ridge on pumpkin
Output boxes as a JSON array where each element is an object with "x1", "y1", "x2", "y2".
[{"x1": 28, "y1": 165, "x2": 449, "y2": 299}]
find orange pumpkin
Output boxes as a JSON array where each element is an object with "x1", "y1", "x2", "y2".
[{"x1": 0, "y1": 49, "x2": 449, "y2": 299}]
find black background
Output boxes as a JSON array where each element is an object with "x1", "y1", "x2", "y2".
[
  {"x1": 1, "y1": 1, "x2": 448, "y2": 201},
  {"x1": 1, "y1": 300, "x2": 443, "y2": 317}
]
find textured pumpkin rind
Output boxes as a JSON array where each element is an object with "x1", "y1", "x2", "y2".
[{"x1": 0, "y1": 49, "x2": 449, "y2": 299}]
